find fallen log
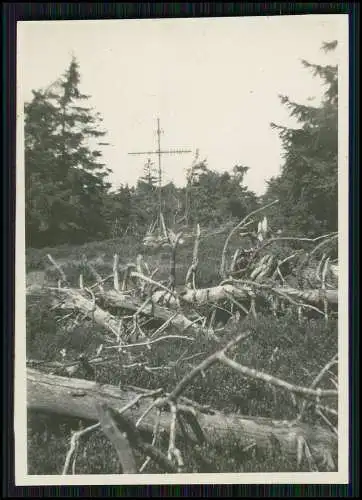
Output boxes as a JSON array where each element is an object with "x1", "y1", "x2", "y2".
[
  {"x1": 27, "y1": 287, "x2": 203, "y2": 337},
  {"x1": 27, "y1": 368, "x2": 337, "y2": 471},
  {"x1": 104, "y1": 290, "x2": 199, "y2": 333},
  {"x1": 152, "y1": 284, "x2": 338, "y2": 307},
  {"x1": 278, "y1": 287, "x2": 338, "y2": 306}
]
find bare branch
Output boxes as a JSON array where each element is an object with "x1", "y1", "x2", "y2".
[
  {"x1": 105, "y1": 335, "x2": 194, "y2": 350},
  {"x1": 103, "y1": 404, "x2": 178, "y2": 473},
  {"x1": 248, "y1": 233, "x2": 338, "y2": 280},
  {"x1": 62, "y1": 423, "x2": 100, "y2": 475},
  {"x1": 130, "y1": 271, "x2": 179, "y2": 301},
  {"x1": 315, "y1": 404, "x2": 338, "y2": 417},
  {"x1": 220, "y1": 199, "x2": 279, "y2": 278},
  {"x1": 117, "y1": 389, "x2": 163, "y2": 416},
  {"x1": 121, "y1": 264, "x2": 136, "y2": 292},
  {"x1": 168, "y1": 232, "x2": 184, "y2": 291},
  {"x1": 168, "y1": 331, "x2": 252, "y2": 401},
  {"x1": 149, "y1": 314, "x2": 179, "y2": 338},
  {"x1": 96, "y1": 402, "x2": 137, "y2": 473},
  {"x1": 310, "y1": 234, "x2": 338, "y2": 257},
  {"x1": 223, "y1": 288, "x2": 250, "y2": 315},
  {"x1": 217, "y1": 353, "x2": 338, "y2": 399},
  {"x1": 139, "y1": 409, "x2": 162, "y2": 472},
  {"x1": 296, "y1": 355, "x2": 338, "y2": 421},
  {"x1": 168, "y1": 403, "x2": 184, "y2": 471},
  {"x1": 47, "y1": 254, "x2": 69, "y2": 286},
  {"x1": 316, "y1": 408, "x2": 338, "y2": 436},
  {"x1": 177, "y1": 405, "x2": 206, "y2": 444},
  {"x1": 86, "y1": 260, "x2": 105, "y2": 293},
  {"x1": 185, "y1": 224, "x2": 201, "y2": 289},
  {"x1": 136, "y1": 397, "x2": 166, "y2": 428},
  {"x1": 113, "y1": 254, "x2": 120, "y2": 291}
]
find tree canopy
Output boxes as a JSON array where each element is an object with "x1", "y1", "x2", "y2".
[
  {"x1": 25, "y1": 57, "x2": 112, "y2": 247},
  {"x1": 25, "y1": 43, "x2": 339, "y2": 248},
  {"x1": 263, "y1": 41, "x2": 338, "y2": 237}
]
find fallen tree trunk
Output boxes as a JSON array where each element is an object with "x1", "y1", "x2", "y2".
[
  {"x1": 27, "y1": 368, "x2": 337, "y2": 471},
  {"x1": 278, "y1": 287, "x2": 338, "y2": 306},
  {"x1": 104, "y1": 290, "x2": 199, "y2": 333},
  {"x1": 27, "y1": 287, "x2": 203, "y2": 337},
  {"x1": 152, "y1": 284, "x2": 338, "y2": 307}
]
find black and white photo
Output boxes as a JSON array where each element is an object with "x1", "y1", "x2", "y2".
[{"x1": 15, "y1": 14, "x2": 349, "y2": 485}]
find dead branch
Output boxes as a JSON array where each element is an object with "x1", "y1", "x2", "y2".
[
  {"x1": 217, "y1": 354, "x2": 337, "y2": 399},
  {"x1": 185, "y1": 224, "x2": 201, "y2": 289},
  {"x1": 310, "y1": 234, "x2": 338, "y2": 258},
  {"x1": 252, "y1": 233, "x2": 338, "y2": 259},
  {"x1": 96, "y1": 402, "x2": 137, "y2": 473},
  {"x1": 98, "y1": 402, "x2": 178, "y2": 473},
  {"x1": 47, "y1": 254, "x2": 69, "y2": 286},
  {"x1": 168, "y1": 332, "x2": 252, "y2": 401},
  {"x1": 139, "y1": 409, "x2": 161, "y2": 472},
  {"x1": 113, "y1": 254, "x2": 120, "y2": 291},
  {"x1": 220, "y1": 199, "x2": 279, "y2": 278},
  {"x1": 105, "y1": 335, "x2": 194, "y2": 350},
  {"x1": 296, "y1": 355, "x2": 338, "y2": 421},
  {"x1": 62, "y1": 422, "x2": 100, "y2": 475},
  {"x1": 316, "y1": 408, "x2": 338, "y2": 436},
  {"x1": 121, "y1": 264, "x2": 136, "y2": 292},
  {"x1": 177, "y1": 405, "x2": 206, "y2": 444},
  {"x1": 86, "y1": 260, "x2": 105, "y2": 293},
  {"x1": 246, "y1": 233, "x2": 338, "y2": 284},
  {"x1": 130, "y1": 271, "x2": 179, "y2": 302},
  {"x1": 168, "y1": 232, "x2": 184, "y2": 291},
  {"x1": 168, "y1": 402, "x2": 184, "y2": 471}
]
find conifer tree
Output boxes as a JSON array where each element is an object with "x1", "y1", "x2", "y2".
[
  {"x1": 264, "y1": 41, "x2": 338, "y2": 237},
  {"x1": 25, "y1": 56, "x2": 112, "y2": 247},
  {"x1": 139, "y1": 158, "x2": 158, "y2": 188}
]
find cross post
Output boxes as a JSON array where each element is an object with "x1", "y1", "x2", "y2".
[{"x1": 128, "y1": 118, "x2": 192, "y2": 226}]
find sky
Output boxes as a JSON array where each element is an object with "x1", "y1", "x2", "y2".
[{"x1": 18, "y1": 15, "x2": 345, "y2": 195}]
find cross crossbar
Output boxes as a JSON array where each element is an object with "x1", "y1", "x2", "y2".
[
  {"x1": 128, "y1": 118, "x2": 192, "y2": 228},
  {"x1": 129, "y1": 150, "x2": 192, "y2": 155}
]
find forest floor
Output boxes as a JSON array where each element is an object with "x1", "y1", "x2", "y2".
[{"x1": 25, "y1": 230, "x2": 338, "y2": 475}]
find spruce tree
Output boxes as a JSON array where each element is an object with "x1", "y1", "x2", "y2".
[
  {"x1": 25, "y1": 56, "x2": 112, "y2": 247},
  {"x1": 264, "y1": 41, "x2": 338, "y2": 237},
  {"x1": 139, "y1": 158, "x2": 158, "y2": 188}
]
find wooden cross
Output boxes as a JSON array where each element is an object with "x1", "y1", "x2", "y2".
[{"x1": 128, "y1": 118, "x2": 192, "y2": 225}]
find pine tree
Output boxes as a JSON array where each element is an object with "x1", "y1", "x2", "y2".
[
  {"x1": 104, "y1": 184, "x2": 133, "y2": 238},
  {"x1": 25, "y1": 56, "x2": 112, "y2": 247},
  {"x1": 184, "y1": 150, "x2": 208, "y2": 226},
  {"x1": 264, "y1": 40, "x2": 338, "y2": 237},
  {"x1": 183, "y1": 162, "x2": 257, "y2": 228},
  {"x1": 139, "y1": 158, "x2": 158, "y2": 188}
]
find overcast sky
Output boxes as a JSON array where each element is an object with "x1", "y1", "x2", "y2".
[{"x1": 18, "y1": 15, "x2": 344, "y2": 195}]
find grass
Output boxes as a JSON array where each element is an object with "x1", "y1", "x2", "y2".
[
  {"x1": 26, "y1": 225, "x2": 243, "y2": 290},
  {"x1": 25, "y1": 231, "x2": 339, "y2": 475}
]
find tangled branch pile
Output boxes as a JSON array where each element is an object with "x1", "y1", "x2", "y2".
[{"x1": 26, "y1": 202, "x2": 339, "y2": 475}]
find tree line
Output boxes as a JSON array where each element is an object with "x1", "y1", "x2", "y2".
[{"x1": 25, "y1": 41, "x2": 338, "y2": 248}]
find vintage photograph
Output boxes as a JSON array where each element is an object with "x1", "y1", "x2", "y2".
[{"x1": 16, "y1": 14, "x2": 349, "y2": 485}]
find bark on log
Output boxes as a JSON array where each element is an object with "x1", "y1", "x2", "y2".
[
  {"x1": 27, "y1": 287, "x2": 202, "y2": 337},
  {"x1": 27, "y1": 368, "x2": 337, "y2": 471},
  {"x1": 279, "y1": 287, "x2": 338, "y2": 306},
  {"x1": 153, "y1": 285, "x2": 338, "y2": 307},
  {"x1": 104, "y1": 290, "x2": 198, "y2": 333}
]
